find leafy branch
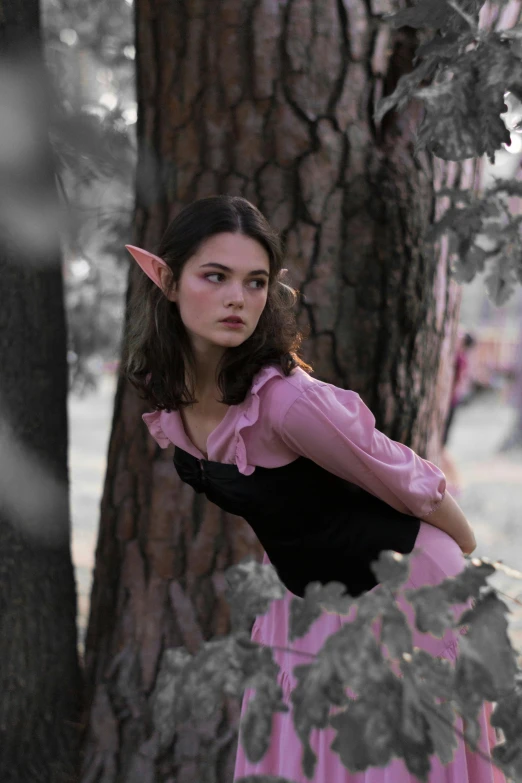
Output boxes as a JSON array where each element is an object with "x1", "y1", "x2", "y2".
[
  {"x1": 148, "y1": 552, "x2": 522, "y2": 782},
  {"x1": 376, "y1": 0, "x2": 520, "y2": 162},
  {"x1": 372, "y1": 0, "x2": 522, "y2": 304},
  {"x1": 429, "y1": 181, "x2": 522, "y2": 305}
]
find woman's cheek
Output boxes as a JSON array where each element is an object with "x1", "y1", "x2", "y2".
[{"x1": 189, "y1": 280, "x2": 212, "y2": 303}]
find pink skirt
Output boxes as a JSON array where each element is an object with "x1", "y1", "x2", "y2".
[{"x1": 233, "y1": 522, "x2": 507, "y2": 783}]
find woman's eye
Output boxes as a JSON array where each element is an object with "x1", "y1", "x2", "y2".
[{"x1": 204, "y1": 273, "x2": 266, "y2": 289}]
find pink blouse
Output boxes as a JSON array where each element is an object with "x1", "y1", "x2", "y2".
[{"x1": 142, "y1": 364, "x2": 446, "y2": 519}]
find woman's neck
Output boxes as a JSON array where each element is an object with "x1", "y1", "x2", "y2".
[{"x1": 186, "y1": 382, "x2": 226, "y2": 409}]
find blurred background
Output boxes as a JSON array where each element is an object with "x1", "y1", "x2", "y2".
[{"x1": 35, "y1": 0, "x2": 522, "y2": 652}]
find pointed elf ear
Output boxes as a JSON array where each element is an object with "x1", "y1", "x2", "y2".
[{"x1": 125, "y1": 244, "x2": 170, "y2": 292}]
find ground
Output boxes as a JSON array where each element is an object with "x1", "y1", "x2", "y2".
[{"x1": 68, "y1": 373, "x2": 522, "y2": 655}]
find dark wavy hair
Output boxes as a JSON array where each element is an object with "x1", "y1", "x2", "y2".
[{"x1": 121, "y1": 195, "x2": 313, "y2": 411}]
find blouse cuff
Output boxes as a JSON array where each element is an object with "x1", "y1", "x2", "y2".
[{"x1": 421, "y1": 488, "x2": 446, "y2": 516}]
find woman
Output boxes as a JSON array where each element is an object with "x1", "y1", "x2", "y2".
[{"x1": 123, "y1": 195, "x2": 504, "y2": 783}]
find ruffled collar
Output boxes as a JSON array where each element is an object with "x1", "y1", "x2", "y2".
[{"x1": 142, "y1": 363, "x2": 286, "y2": 473}]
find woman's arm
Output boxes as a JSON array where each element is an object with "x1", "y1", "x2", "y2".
[
  {"x1": 420, "y1": 490, "x2": 476, "y2": 554},
  {"x1": 275, "y1": 382, "x2": 476, "y2": 554},
  {"x1": 277, "y1": 384, "x2": 448, "y2": 519}
]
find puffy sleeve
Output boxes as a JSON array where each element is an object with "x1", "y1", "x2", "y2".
[{"x1": 278, "y1": 384, "x2": 446, "y2": 519}]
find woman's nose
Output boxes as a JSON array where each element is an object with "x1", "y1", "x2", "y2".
[{"x1": 225, "y1": 285, "x2": 245, "y2": 304}]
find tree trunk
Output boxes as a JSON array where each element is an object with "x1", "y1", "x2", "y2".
[
  {"x1": 81, "y1": 1, "x2": 475, "y2": 780},
  {"x1": 0, "y1": 8, "x2": 82, "y2": 782}
]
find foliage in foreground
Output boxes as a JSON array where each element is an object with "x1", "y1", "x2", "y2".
[{"x1": 150, "y1": 552, "x2": 522, "y2": 782}]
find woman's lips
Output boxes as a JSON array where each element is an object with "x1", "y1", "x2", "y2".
[{"x1": 221, "y1": 319, "x2": 245, "y2": 328}]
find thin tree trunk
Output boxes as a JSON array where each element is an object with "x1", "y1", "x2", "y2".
[
  {"x1": 0, "y1": 8, "x2": 82, "y2": 782},
  {"x1": 81, "y1": 2, "x2": 475, "y2": 780}
]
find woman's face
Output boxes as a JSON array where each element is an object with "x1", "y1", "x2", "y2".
[{"x1": 161, "y1": 232, "x2": 270, "y2": 352}]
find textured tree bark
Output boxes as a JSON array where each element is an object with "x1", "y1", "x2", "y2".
[
  {"x1": 81, "y1": 1, "x2": 476, "y2": 781},
  {"x1": 0, "y1": 5, "x2": 83, "y2": 782}
]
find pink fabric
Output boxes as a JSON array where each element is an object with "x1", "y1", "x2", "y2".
[
  {"x1": 233, "y1": 523, "x2": 506, "y2": 783},
  {"x1": 142, "y1": 364, "x2": 446, "y2": 519},
  {"x1": 142, "y1": 366, "x2": 504, "y2": 780}
]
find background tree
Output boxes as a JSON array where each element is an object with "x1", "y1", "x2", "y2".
[
  {"x1": 0, "y1": 4, "x2": 82, "y2": 781},
  {"x1": 79, "y1": 1, "x2": 488, "y2": 780},
  {"x1": 41, "y1": 0, "x2": 137, "y2": 396}
]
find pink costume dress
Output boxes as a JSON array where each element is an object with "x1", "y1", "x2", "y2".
[{"x1": 143, "y1": 364, "x2": 505, "y2": 783}]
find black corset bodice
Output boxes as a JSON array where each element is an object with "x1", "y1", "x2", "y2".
[{"x1": 173, "y1": 446, "x2": 421, "y2": 598}]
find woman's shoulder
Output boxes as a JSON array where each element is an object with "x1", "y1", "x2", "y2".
[{"x1": 253, "y1": 362, "x2": 324, "y2": 411}]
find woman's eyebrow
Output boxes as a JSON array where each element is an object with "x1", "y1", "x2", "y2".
[{"x1": 199, "y1": 262, "x2": 269, "y2": 277}]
